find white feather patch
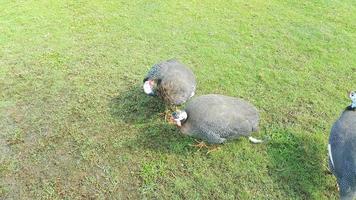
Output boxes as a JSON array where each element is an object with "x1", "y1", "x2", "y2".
[
  {"x1": 190, "y1": 91, "x2": 195, "y2": 98},
  {"x1": 328, "y1": 144, "x2": 335, "y2": 169},
  {"x1": 248, "y1": 136, "x2": 263, "y2": 144}
]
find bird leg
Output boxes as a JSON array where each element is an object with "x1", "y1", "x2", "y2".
[
  {"x1": 189, "y1": 140, "x2": 221, "y2": 154},
  {"x1": 190, "y1": 140, "x2": 208, "y2": 150},
  {"x1": 206, "y1": 146, "x2": 221, "y2": 154}
]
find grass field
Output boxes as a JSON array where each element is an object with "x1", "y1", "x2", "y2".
[{"x1": 1, "y1": 0, "x2": 355, "y2": 199}]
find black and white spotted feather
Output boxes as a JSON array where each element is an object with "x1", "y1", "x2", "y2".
[
  {"x1": 143, "y1": 59, "x2": 196, "y2": 105},
  {"x1": 178, "y1": 94, "x2": 261, "y2": 144},
  {"x1": 328, "y1": 94, "x2": 356, "y2": 200}
]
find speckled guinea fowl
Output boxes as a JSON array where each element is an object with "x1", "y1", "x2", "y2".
[
  {"x1": 143, "y1": 59, "x2": 196, "y2": 105},
  {"x1": 328, "y1": 91, "x2": 356, "y2": 200},
  {"x1": 171, "y1": 94, "x2": 262, "y2": 144}
]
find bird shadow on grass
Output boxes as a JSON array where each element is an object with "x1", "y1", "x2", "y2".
[
  {"x1": 266, "y1": 129, "x2": 337, "y2": 199},
  {"x1": 109, "y1": 85, "x2": 166, "y2": 124},
  {"x1": 124, "y1": 122, "x2": 196, "y2": 155},
  {"x1": 109, "y1": 85, "x2": 195, "y2": 155}
]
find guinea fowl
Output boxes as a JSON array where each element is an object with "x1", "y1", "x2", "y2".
[
  {"x1": 143, "y1": 59, "x2": 196, "y2": 105},
  {"x1": 328, "y1": 91, "x2": 356, "y2": 200},
  {"x1": 170, "y1": 94, "x2": 263, "y2": 147}
]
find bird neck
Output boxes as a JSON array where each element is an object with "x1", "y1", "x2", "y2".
[{"x1": 347, "y1": 102, "x2": 356, "y2": 111}]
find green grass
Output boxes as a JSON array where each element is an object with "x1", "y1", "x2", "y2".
[{"x1": 0, "y1": 0, "x2": 355, "y2": 199}]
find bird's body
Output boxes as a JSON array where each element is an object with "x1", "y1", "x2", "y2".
[
  {"x1": 177, "y1": 94, "x2": 259, "y2": 144},
  {"x1": 143, "y1": 59, "x2": 196, "y2": 105},
  {"x1": 329, "y1": 107, "x2": 356, "y2": 200}
]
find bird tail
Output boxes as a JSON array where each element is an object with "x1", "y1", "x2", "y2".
[{"x1": 248, "y1": 136, "x2": 264, "y2": 144}]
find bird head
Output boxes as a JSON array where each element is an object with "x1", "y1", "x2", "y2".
[
  {"x1": 143, "y1": 80, "x2": 156, "y2": 96},
  {"x1": 350, "y1": 91, "x2": 356, "y2": 108},
  {"x1": 170, "y1": 110, "x2": 187, "y2": 127}
]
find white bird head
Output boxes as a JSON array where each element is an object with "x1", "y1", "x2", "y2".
[
  {"x1": 171, "y1": 110, "x2": 188, "y2": 127},
  {"x1": 350, "y1": 91, "x2": 356, "y2": 108},
  {"x1": 143, "y1": 80, "x2": 155, "y2": 96}
]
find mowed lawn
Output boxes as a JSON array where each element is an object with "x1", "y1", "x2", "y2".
[{"x1": 0, "y1": 0, "x2": 355, "y2": 199}]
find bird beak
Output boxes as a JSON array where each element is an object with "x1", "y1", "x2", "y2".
[
  {"x1": 168, "y1": 116, "x2": 175, "y2": 124},
  {"x1": 168, "y1": 116, "x2": 181, "y2": 127}
]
